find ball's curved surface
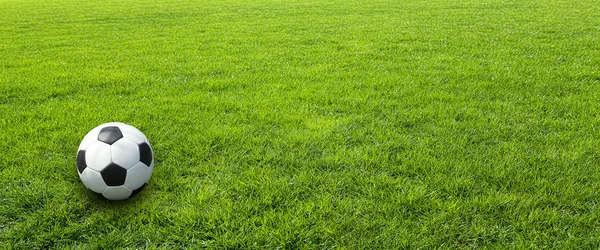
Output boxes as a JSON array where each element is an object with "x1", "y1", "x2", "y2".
[{"x1": 77, "y1": 122, "x2": 154, "y2": 200}]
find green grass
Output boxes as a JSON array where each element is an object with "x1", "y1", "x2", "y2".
[{"x1": 1, "y1": 0, "x2": 600, "y2": 248}]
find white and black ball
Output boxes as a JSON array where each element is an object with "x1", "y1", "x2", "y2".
[{"x1": 76, "y1": 122, "x2": 154, "y2": 200}]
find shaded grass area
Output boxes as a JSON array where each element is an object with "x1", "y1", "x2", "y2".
[{"x1": 1, "y1": 0, "x2": 600, "y2": 248}]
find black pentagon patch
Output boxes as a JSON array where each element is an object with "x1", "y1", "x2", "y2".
[
  {"x1": 101, "y1": 163, "x2": 127, "y2": 186},
  {"x1": 139, "y1": 142, "x2": 153, "y2": 166},
  {"x1": 98, "y1": 126, "x2": 123, "y2": 145},
  {"x1": 130, "y1": 183, "x2": 147, "y2": 197},
  {"x1": 77, "y1": 150, "x2": 87, "y2": 174}
]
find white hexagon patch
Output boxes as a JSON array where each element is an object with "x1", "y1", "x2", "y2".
[
  {"x1": 102, "y1": 186, "x2": 132, "y2": 200},
  {"x1": 111, "y1": 138, "x2": 140, "y2": 169},
  {"x1": 85, "y1": 141, "x2": 112, "y2": 172},
  {"x1": 80, "y1": 168, "x2": 107, "y2": 193},
  {"x1": 125, "y1": 162, "x2": 150, "y2": 190},
  {"x1": 118, "y1": 124, "x2": 148, "y2": 145}
]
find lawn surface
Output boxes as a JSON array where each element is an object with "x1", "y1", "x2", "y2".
[{"x1": 1, "y1": 0, "x2": 600, "y2": 248}]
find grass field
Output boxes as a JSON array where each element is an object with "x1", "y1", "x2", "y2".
[{"x1": 1, "y1": 0, "x2": 600, "y2": 248}]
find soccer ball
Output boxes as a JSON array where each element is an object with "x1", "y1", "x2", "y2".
[{"x1": 76, "y1": 122, "x2": 154, "y2": 200}]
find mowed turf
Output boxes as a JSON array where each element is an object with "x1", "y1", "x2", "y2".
[{"x1": 1, "y1": 0, "x2": 600, "y2": 248}]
